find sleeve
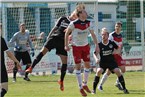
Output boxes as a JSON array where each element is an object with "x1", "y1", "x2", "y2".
[
  {"x1": 109, "y1": 33, "x2": 113, "y2": 41},
  {"x1": 55, "y1": 16, "x2": 64, "y2": 27},
  {"x1": 1, "y1": 37, "x2": 8, "y2": 51},
  {"x1": 68, "y1": 21, "x2": 74, "y2": 30},
  {"x1": 89, "y1": 21, "x2": 95, "y2": 30},
  {"x1": 112, "y1": 41, "x2": 118, "y2": 49},
  {"x1": 9, "y1": 33, "x2": 17, "y2": 45}
]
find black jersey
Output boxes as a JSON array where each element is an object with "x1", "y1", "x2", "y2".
[
  {"x1": 1, "y1": 37, "x2": 8, "y2": 72},
  {"x1": 99, "y1": 40, "x2": 118, "y2": 62},
  {"x1": 51, "y1": 16, "x2": 71, "y2": 39}
]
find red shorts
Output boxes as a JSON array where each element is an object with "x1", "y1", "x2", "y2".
[
  {"x1": 72, "y1": 44, "x2": 90, "y2": 64},
  {"x1": 113, "y1": 54, "x2": 125, "y2": 66}
]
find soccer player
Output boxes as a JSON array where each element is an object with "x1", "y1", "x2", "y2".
[
  {"x1": 97, "y1": 22, "x2": 126, "y2": 91},
  {"x1": 25, "y1": 10, "x2": 78, "y2": 91},
  {"x1": 64, "y1": 9, "x2": 99, "y2": 96},
  {"x1": 9, "y1": 23, "x2": 35, "y2": 82},
  {"x1": 92, "y1": 30, "x2": 129, "y2": 94},
  {"x1": 0, "y1": 23, "x2": 21, "y2": 97}
]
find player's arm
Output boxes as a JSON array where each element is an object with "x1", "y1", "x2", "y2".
[
  {"x1": 64, "y1": 28, "x2": 72, "y2": 51},
  {"x1": 9, "y1": 33, "x2": 17, "y2": 46},
  {"x1": 89, "y1": 29, "x2": 100, "y2": 53},
  {"x1": 113, "y1": 41, "x2": 121, "y2": 55},
  {"x1": 47, "y1": 26, "x2": 58, "y2": 39},
  {"x1": 93, "y1": 51, "x2": 100, "y2": 64},
  {"x1": 6, "y1": 50, "x2": 21, "y2": 70},
  {"x1": 47, "y1": 17, "x2": 63, "y2": 39}
]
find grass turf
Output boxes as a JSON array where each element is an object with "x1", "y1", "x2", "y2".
[{"x1": 5, "y1": 71, "x2": 145, "y2": 97}]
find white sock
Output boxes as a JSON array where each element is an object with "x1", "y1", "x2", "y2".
[
  {"x1": 99, "y1": 73, "x2": 108, "y2": 86},
  {"x1": 83, "y1": 68, "x2": 90, "y2": 86},
  {"x1": 75, "y1": 70, "x2": 82, "y2": 89}
]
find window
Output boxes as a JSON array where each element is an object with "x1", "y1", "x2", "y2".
[{"x1": 103, "y1": 14, "x2": 111, "y2": 19}]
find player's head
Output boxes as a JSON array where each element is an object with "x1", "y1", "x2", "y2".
[
  {"x1": 75, "y1": 3, "x2": 87, "y2": 19},
  {"x1": 115, "y1": 21, "x2": 122, "y2": 33},
  {"x1": 19, "y1": 23, "x2": 26, "y2": 32},
  {"x1": 101, "y1": 28, "x2": 109, "y2": 41}
]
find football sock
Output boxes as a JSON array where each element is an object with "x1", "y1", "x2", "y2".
[
  {"x1": 1, "y1": 88, "x2": 7, "y2": 97},
  {"x1": 83, "y1": 68, "x2": 90, "y2": 85},
  {"x1": 75, "y1": 70, "x2": 82, "y2": 89},
  {"x1": 93, "y1": 76, "x2": 100, "y2": 91},
  {"x1": 118, "y1": 75, "x2": 126, "y2": 89},
  {"x1": 13, "y1": 65, "x2": 18, "y2": 78},
  {"x1": 60, "y1": 64, "x2": 67, "y2": 81},
  {"x1": 116, "y1": 73, "x2": 124, "y2": 84},
  {"x1": 32, "y1": 52, "x2": 43, "y2": 68},
  {"x1": 99, "y1": 72, "x2": 108, "y2": 86}
]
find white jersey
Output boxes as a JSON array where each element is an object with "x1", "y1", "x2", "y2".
[{"x1": 68, "y1": 19, "x2": 94, "y2": 46}]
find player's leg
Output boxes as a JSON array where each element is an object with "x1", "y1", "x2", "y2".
[
  {"x1": 25, "y1": 46, "x2": 48, "y2": 73},
  {"x1": 55, "y1": 38, "x2": 68, "y2": 91},
  {"x1": 92, "y1": 68, "x2": 103, "y2": 94},
  {"x1": 114, "y1": 54, "x2": 125, "y2": 90},
  {"x1": 13, "y1": 51, "x2": 21, "y2": 82},
  {"x1": 26, "y1": 38, "x2": 55, "y2": 73},
  {"x1": 83, "y1": 62, "x2": 91, "y2": 93},
  {"x1": 1, "y1": 68, "x2": 8, "y2": 97},
  {"x1": 82, "y1": 45, "x2": 91, "y2": 93},
  {"x1": 1, "y1": 82, "x2": 8, "y2": 97},
  {"x1": 58, "y1": 55, "x2": 67, "y2": 91},
  {"x1": 113, "y1": 68, "x2": 129, "y2": 94},
  {"x1": 22, "y1": 51, "x2": 32, "y2": 81},
  {"x1": 72, "y1": 46, "x2": 87, "y2": 96},
  {"x1": 98, "y1": 69, "x2": 111, "y2": 91}
]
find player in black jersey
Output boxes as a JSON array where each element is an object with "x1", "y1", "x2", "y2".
[
  {"x1": 25, "y1": 10, "x2": 77, "y2": 91},
  {"x1": 1, "y1": 23, "x2": 21, "y2": 97},
  {"x1": 91, "y1": 30, "x2": 129, "y2": 94}
]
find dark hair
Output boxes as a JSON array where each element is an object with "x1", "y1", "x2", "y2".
[{"x1": 116, "y1": 21, "x2": 122, "y2": 27}]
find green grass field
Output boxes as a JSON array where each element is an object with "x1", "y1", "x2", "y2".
[{"x1": 5, "y1": 72, "x2": 145, "y2": 97}]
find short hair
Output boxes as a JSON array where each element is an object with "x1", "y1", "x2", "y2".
[
  {"x1": 115, "y1": 21, "x2": 122, "y2": 27},
  {"x1": 19, "y1": 23, "x2": 25, "y2": 26}
]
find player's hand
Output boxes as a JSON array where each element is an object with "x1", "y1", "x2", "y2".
[
  {"x1": 96, "y1": 59, "x2": 100, "y2": 64},
  {"x1": 15, "y1": 61, "x2": 22, "y2": 70},
  {"x1": 15, "y1": 46, "x2": 22, "y2": 51},
  {"x1": 64, "y1": 45, "x2": 70, "y2": 51}
]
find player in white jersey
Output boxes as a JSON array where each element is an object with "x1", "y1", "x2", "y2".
[{"x1": 65, "y1": 8, "x2": 99, "y2": 96}]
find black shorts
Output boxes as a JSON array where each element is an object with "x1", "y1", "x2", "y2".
[
  {"x1": 100, "y1": 60, "x2": 118, "y2": 73},
  {"x1": 1, "y1": 64, "x2": 8, "y2": 83},
  {"x1": 44, "y1": 36, "x2": 67, "y2": 56},
  {"x1": 14, "y1": 51, "x2": 31, "y2": 65}
]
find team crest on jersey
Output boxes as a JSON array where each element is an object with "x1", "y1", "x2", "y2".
[{"x1": 109, "y1": 44, "x2": 113, "y2": 48}]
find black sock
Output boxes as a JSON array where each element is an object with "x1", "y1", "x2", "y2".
[
  {"x1": 1, "y1": 88, "x2": 7, "y2": 97},
  {"x1": 60, "y1": 64, "x2": 67, "y2": 81},
  {"x1": 93, "y1": 76, "x2": 100, "y2": 91},
  {"x1": 13, "y1": 65, "x2": 18, "y2": 79},
  {"x1": 32, "y1": 52, "x2": 43, "y2": 68},
  {"x1": 118, "y1": 75, "x2": 126, "y2": 90},
  {"x1": 25, "y1": 65, "x2": 30, "y2": 78}
]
